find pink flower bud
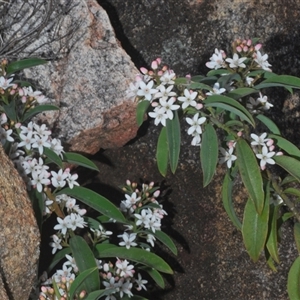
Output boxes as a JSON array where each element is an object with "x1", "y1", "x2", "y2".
[
  {"x1": 247, "y1": 39, "x2": 252, "y2": 46},
  {"x1": 148, "y1": 70, "x2": 154, "y2": 76},
  {"x1": 151, "y1": 60, "x2": 158, "y2": 70},
  {"x1": 162, "y1": 65, "x2": 168, "y2": 72},
  {"x1": 237, "y1": 131, "x2": 243, "y2": 137},
  {"x1": 243, "y1": 46, "x2": 248, "y2": 52},
  {"x1": 156, "y1": 58, "x2": 162, "y2": 65},
  {"x1": 157, "y1": 70, "x2": 163, "y2": 76},
  {"x1": 151, "y1": 101, "x2": 158, "y2": 107},
  {"x1": 154, "y1": 190, "x2": 160, "y2": 198},
  {"x1": 276, "y1": 151, "x2": 283, "y2": 156},
  {"x1": 79, "y1": 291, "x2": 87, "y2": 299},
  {"x1": 10, "y1": 89, "x2": 15, "y2": 95},
  {"x1": 266, "y1": 139, "x2": 274, "y2": 147},
  {"x1": 21, "y1": 96, "x2": 27, "y2": 103},
  {"x1": 15, "y1": 122, "x2": 21, "y2": 128},
  {"x1": 269, "y1": 145, "x2": 275, "y2": 151},
  {"x1": 135, "y1": 74, "x2": 143, "y2": 81},
  {"x1": 186, "y1": 74, "x2": 191, "y2": 80},
  {"x1": 236, "y1": 46, "x2": 242, "y2": 52},
  {"x1": 261, "y1": 165, "x2": 266, "y2": 171},
  {"x1": 126, "y1": 179, "x2": 131, "y2": 186},
  {"x1": 140, "y1": 67, "x2": 148, "y2": 74},
  {"x1": 221, "y1": 50, "x2": 226, "y2": 58},
  {"x1": 196, "y1": 103, "x2": 203, "y2": 110},
  {"x1": 255, "y1": 43, "x2": 262, "y2": 51}
]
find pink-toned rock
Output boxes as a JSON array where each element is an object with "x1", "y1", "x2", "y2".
[{"x1": 22, "y1": 0, "x2": 139, "y2": 154}]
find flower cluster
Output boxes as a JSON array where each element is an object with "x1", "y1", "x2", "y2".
[{"x1": 119, "y1": 180, "x2": 167, "y2": 250}]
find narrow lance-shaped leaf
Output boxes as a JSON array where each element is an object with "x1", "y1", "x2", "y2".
[
  {"x1": 143, "y1": 267, "x2": 165, "y2": 289},
  {"x1": 6, "y1": 57, "x2": 47, "y2": 75},
  {"x1": 156, "y1": 127, "x2": 169, "y2": 177},
  {"x1": 226, "y1": 87, "x2": 259, "y2": 100},
  {"x1": 269, "y1": 135, "x2": 300, "y2": 159},
  {"x1": 43, "y1": 147, "x2": 63, "y2": 169},
  {"x1": 294, "y1": 223, "x2": 300, "y2": 254},
  {"x1": 222, "y1": 168, "x2": 242, "y2": 230},
  {"x1": 288, "y1": 256, "x2": 300, "y2": 300},
  {"x1": 242, "y1": 197, "x2": 269, "y2": 262},
  {"x1": 266, "y1": 204, "x2": 280, "y2": 264},
  {"x1": 166, "y1": 111, "x2": 180, "y2": 174},
  {"x1": 256, "y1": 115, "x2": 281, "y2": 135},
  {"x1": 136, "y1": 100, "x2": 150, "y2": 126},
  {"x1": 255, "y1": 75, "x2": 300, "y2": 89},
  {"x1": 47, "y1": 247, "x2": 72, "y2": 274},
  {"x1": 69, "y1": 236, "x2": 100, "y2": 293},
  {"x1": 150, "y1": 230, "x2": 177, "y2": 255},
  {"x1": 23, "y1": 104, "x2": 60, "y2": 122},
  {"x1": 274, "y1": 155, "x2": 300, "y2": 182},
  {"x1": 200, "y1": 123, "x2": 218, "y2": 187},
  {"x1": 236, "y1": 139, "x2": 265, "y2": 214},
  {"x1": 56, "y1": 186, "x2": 127, "y2": 223},
  {"x1": 204, "y1": 94, "x2": 255, "y2": 126},
  {"x1": 63, "y1": 152, "x2": 99, "y2": 172},
  {"x1": 95, "y1": 245, "x2": 173, "y2": 274},
  {"x1": 69, "y1": 267, "x2": 98, "y2": 300}
]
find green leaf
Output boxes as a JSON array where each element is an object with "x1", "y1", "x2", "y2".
[
  {"x1": 256, "y1": 115, "x2": 281, "y2": 135},
  {"x1": 204, "y1": 95, "x2": 255, "y2": 126},
  {"x1": 63, "y1": 152, "x2": 99, "y2": 172},
  {"x1": 166, "y1": 111, "x2": 180, "y2": 174},
  {"x1": 175, "y1": 77, "x2": 189, "y2": 85},
  {"x1": 28, "y1": 188, "x2": 44, "y2": 232},
  {"x1": 294, "y1": 223, "x2": 300, "y2": 254},
  {"x1": 222, "y1": 169, "x2": 242, "y2": 230},
  {"x1": 281, "y1": 175, "x2": 299, "y2": 186},
  {"x1": 207, "y1": 69, "x2": 230, "y2": 76},
  {"x1": 57, "y1": 186, "x2": 127, "y2": 223},
  {"x1": 191, "y1": 75, "x2": 205, "y2": 82},
  {"x1": 69, "y1": 267, "x2": 98, "y2": 300},
  {"x1": 283, "y1": 188, "x2": 300, "y2": 198},
  {"x1": 242, "y1": 197, "x2": 269, "y2": 262},
  {"x1": 226, "y1": 87, "x2": 258, "y2": 100},
  {"x1": 95, "y1": 245, "x2": 173, "y2": 274},
  {"x1": 84, "y1": 289, "x2": 117, "y2": 300},
  {"x1": 6, "y1": 57, "x2": 47, "y2": 75},
  {"x1": 256, "y1": 75, "x2": 300, "y2": 90},
  {"x1": 269, "y1": 135, "x2": 300, "y2": 159},
  {"x1": 3, "y1": 99, "x2": 17, "y2": 121},
  {"x1": 151, "y1": 230, "x2": 177, "y2": 255},
  {"x1": 288, "y1": 256, "x2": 300, "y2": 300},
  {"x1": 84, "y1": 216, "x2": 102, "y2": 230},
  {"x1": 266, "y1": 203, "x2": 280, "y2": 264},
  {"x1": 224, "y1": 120, "x2": 244, "y2": 128},
  {"x1": 47, "y1": 247, "x2": 72, "y2": 274},
  {"x1": 200, "y1": 123, "x2": 218, "y2": 187},
  {"x1": 156, "y1": 127, "x2": 169, "y2": 177},
  {"x1": 70, "y1": 236, "x2": 100, "y2": 293},
  {"x1": 188, "y1": 82, "x2": 213, "y2": 91},
  {"x1": 143, "y1": 267, "x2": 165, "y2": 289},
  {"x1": 236, "y1": 139, "x2": 265, "y2": 214},
  {"x1": 247, "y1": 70, "x2": 275, "y2": 78},
  {"x1": 274, "y1": 155, "x2": 300, "y2": 182},
  {"x1": 23, "y1": 104, "x2": 60, "y2": 122},
  {"x1": 43, "y1": 147, "x2": 63, "y2": 168},
  {"x1": 136, "y1": 100, "x2": 150, "y2": 126}
]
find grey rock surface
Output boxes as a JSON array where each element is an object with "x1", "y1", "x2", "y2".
[{"x1": 8, "y1": 0, "x2": 139, "y2": 154}]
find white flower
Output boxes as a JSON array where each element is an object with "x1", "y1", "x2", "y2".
[
  {"x1": 51, "y1": 169, "x2": 68, "y2": 188},
  {"x1": 64, "y1": 254, "x2": 79, "y2": 273},
  {"x1": 54, "y1": 216, "x2": 70, "y2": 235},
  {"x1": 0, "y1": 127, "x2": 14, "y2": 145},
  {"x1": 159, "y1": 97, "x2": 180, "y2": 120},
  {"x1": 31, "y1": 134, "x2": 51, "y2": 155},
  {"x1": 67, "y1": 213, "x2": 87, "y2": 231},
  {"x1": 206, "y1": 48, "x2": 226, "y2": 70},
  {"x1": 246, "y1": 76, "x2": 254, "y2": 86},
  {"x1": 191, "y1": 132, "x2": 201, "y2": 146},
  {"x1": 206, "y1": 82, "x2": 226, "y2": 96},
  {"x1": 154, "y1": 84, "x2": 177, "y2": 101},
  {"x1": 219, "y1": 147, "x2": 237, "y2": 168},
  {"x1": 160, "y1": 70, "x2": 176, "y2": 85},
  {"x1": 31, "y1": 172, "x2": 50, "y2": 192},
  {"x1": 148, "y1": 106, "x2": 168, "y2": 127},
  {"x1": 256, "y1": 146, "x2": 275, "y2": 169},
  {"x1": 137, "y1": 80, "x2": 158, "y2": 101},
  {"x1": 178, "y1": 89, "x2": 198, "y2": 109},
  {"x1": 118, "y1": 232, "x2": 137, "y2": 249},
  {"x1": 119, "y1": 279, "x2": 133, "y2": 298},
  {"x1": 225, "y1": 53, "x2": 247, "y2": 68},
  {"x1": 116, "y1": 259, "x2": 135, "y2": 277},
  {"x1": 146, "y1": 234, "x2": 156, "y2": 247},
  {"x1": 135, "y1": 273, "x2": 148, "y2": 291},
  {"x1": 50, "y1": 138, "x2": 64, "y2": 157},
  {"x1": 135, "y1": 208, "x2": 151, "y2": 228},
  {"x1": 0, "y1": 76, "x2": 14, "y2": 89},
  {"x1": 186, "y1": 113, "x2": 206, "y2": 135},
  {"x1": 18, "y1": 131, "x2": 36, "y2": 150},
  {"x1": 254, "y1": 50, "x2": 272, "y2": 71},
  {"x1": 250, "y1": 132, "x2": 269, "y2": 147},
  {"x1": 257, "y1": 93, "x2": 273, "y2": 110},
  {"x1": 49, "y1": 234, "x2": 62, "y2": 254}
]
